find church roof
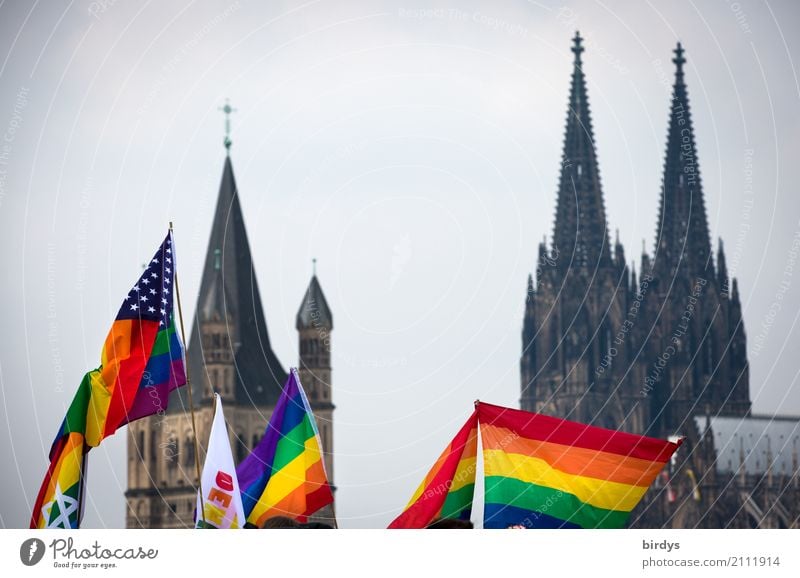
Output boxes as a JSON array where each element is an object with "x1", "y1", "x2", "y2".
[
  {"x1": 696, "y1": 415, "x2": 800, "y2": 476},
  {"x1": 296, "y1": 274, "x2": 332, "y2": 330},
  {"x1": 170, "y1": 155, "x2": 287, "y2": 410}
]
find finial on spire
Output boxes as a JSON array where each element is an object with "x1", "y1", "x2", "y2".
[
  {"x1": 673, "y1": 42, "x2": 686, "y2": 79},
  {"x1": 312, "y1": 257, "x2": 317, "y2": 276},
  {"x1": 219, "y1": 99, "x2": 237, "y2": 154},
  {"x1": 572, "y1": 31, "x2": 584, "y2": 63}
]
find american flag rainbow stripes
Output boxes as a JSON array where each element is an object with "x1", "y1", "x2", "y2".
[
  {"x1": 30, "y1": 232, "x2": 186, "y2": 529},
  {"x1": 237, "y1": 369, "x2": 333, "y2": 526}
]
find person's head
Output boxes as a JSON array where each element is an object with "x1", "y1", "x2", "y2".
[
  {"x1": 301, "y1": 521, "x2": 334, "y2": 529},
  {"x1": 243, "y1": 522, "x2": 259, "y2": 529},
  {"x1": 260, "y1": 516, "x2": 300, "y2": 529},
  {"x1": 426, "y1": 518, "x2": 474, "y2": 529}
]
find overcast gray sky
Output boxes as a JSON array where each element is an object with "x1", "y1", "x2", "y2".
[{"x1": 1, "y1": 0, "x2": 799, "y2": 529}]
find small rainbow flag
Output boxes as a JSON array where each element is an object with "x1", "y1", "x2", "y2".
[
  {"x1": 237, "y1": 369, "x2": 333, "y2": 526},
  {"x1": 478, "y1": 402, "x2": 681, "y2": 528},
  {"x1": 30, "y1": 232, "x2": 186, "y2": 529},
  {"x1": 388, "y1": 411, "x2": 478, "y2": 529}
]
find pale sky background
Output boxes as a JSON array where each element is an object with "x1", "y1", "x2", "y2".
[{"x1": 1, "y1": 0, "x2": 799, "y2": 529}]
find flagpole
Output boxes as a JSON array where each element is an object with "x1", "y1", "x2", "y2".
[{"x1": 169, "y1": 222, "x2": 206, "y2": 525}]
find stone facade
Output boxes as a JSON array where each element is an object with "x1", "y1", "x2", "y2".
[
  {"x1": 125, "y1": 154, "x2": 334, "y2": 528},
  {"x1": 521, "y1": 33, "x2": 799, "y2": 528}
]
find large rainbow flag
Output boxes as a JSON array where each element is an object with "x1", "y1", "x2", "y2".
[
  {"x1": 388, "y1": 411, "x2": 478, "y2": 528},
  {"x1": 388, "y1": 402, "x2": 681, "y2": 529},
  {"x1": 30, "y1": 232, "x2": 186, "y2": 529},
  {"x1": 236, "y1": 369, "x2": 333, "y2": 526},
  {"x1": 478, "y1": 401, "x2": 681, "y2": 528}
]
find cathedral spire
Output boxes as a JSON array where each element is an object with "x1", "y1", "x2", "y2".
[
  {"x1": 173, "y1": 152, "x2": 287, "y2": 410},
  {"x1": 552, "y1": 32, "x2": 612, "y2": 271},
  {"x1": 654, "y1": 43, "x2": 712, "y2": 276},
  {"x1": 717, "y1": 238, "x2": 729, "y2": 294}
]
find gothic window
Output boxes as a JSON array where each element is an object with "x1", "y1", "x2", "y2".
[
  {"x1": 167, "y1": 435, "x2": 178, "y2": 468},
  {"x1": 137, "y1": 430, "x2": 145, "y2": 460},
  {"x1": 149, "y1": 431, "x2": 158, "y2": 466},
  {"x1": 236, "y1": 432, "x2": 248, "y2": 463},
  {"x1": 704, "y1": 331, "x2": 715, "y2": 375},
  {"x1": 184, "y1": 434, "x2": 195, "y2": 467}
]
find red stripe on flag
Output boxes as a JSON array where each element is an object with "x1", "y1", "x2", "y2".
[
  {"x1": 388, "y1": 411, "x2": 477, "y2": 529},
  {"x1": 477, "y1": 402, "x2": 680, "y2": 463},
  {"x1": 102, "y1": 319, "x2": 159, "y2": 439}
]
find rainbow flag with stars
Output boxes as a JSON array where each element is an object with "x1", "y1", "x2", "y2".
[
  {"x1": 237, "y1": 369, "x2": 333, "y2": 526},
  {"x1": 478, "y1": 402, "x2": 681, "y2": 528},
  {"x1": 388, "y1": 411, "x2": 478, "y2": 528},
  {"x1": 30, "y1": 232, "x2": 186, "y2": 529}
]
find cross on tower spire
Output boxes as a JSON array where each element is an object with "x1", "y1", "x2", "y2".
[
  {"x1": 219, "y1": 99, "x2": 237, "y2": 154},
  {"x1": 673, "y1": 42, "x2": 686, "y2": 81},
  {"x1": 572, "y1": 31, "x2": 584, "y2": 63}
]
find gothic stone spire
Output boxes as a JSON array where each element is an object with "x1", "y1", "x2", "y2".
[
  {"x1": 654, "y1": 43, "x2": 712, "y2": 276},
  {"x1": 172, "y1": 154, "x2": 287, "y2": 410},
  {"x1": 552, "y1": 31, "x2": 612, "y2": 270}
]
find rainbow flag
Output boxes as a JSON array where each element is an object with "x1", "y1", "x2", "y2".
[
  {"x1": 30, "y1": 232, "x2": 186, "y2": 528},
  {"x1": 477, "y1": 402, "x2": 681, "y2": 528},
  {"x1": 237, "y1": 369, "x2": 333, "y2": 526},
  {"x1": 388, "y1": 411, "x2": 478, "y2": 529}
]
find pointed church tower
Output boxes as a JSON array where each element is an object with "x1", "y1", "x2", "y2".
[
  {"x1": 520, "y1": 33, "x2": 631, "y2": 430},
  {"x1": 653, "y1": 43, "x2": 712, "y2": 278},
  {"x1": 296, "y1": 262, "x2": 335, "y2": 483},
  {"x1": 180, "y1": 153, "x2": 287, "y2": 409},
  {"x1": 552, "y1": 32, "x2": 612, "y2": 270},
  {"x1": 126, "y1": 107, "x2": 296, "y2": 528}
]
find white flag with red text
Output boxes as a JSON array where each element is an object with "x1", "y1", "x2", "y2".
[{"x1": 195, "y1": 394, "x2": 245, "y2": 529}]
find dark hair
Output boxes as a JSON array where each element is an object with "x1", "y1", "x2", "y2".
[
  {"x1": 301, "y1": 522, "x2": 334, "y2": 529},
  {"x1": 426, "y1": 518, "x2": 474, "y2": 529},
  {"x1": 260, "y1": 516, "x2": 300, "y2": 529}
]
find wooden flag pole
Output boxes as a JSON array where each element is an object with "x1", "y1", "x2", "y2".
[{"x1": 169, "y1": 221, "x2": 206, "y2": 526}]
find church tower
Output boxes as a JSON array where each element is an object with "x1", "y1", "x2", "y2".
[
  {"x1": 521, "y1": 32, "x2": 635, "y2": 431},
  {"x1": 636, "y1": 43, "x2": 750, "y2": 436},
  {"x1": 125, "y1": 106, "x2": 332, "y2": 527},
  {"x1": 296, "y1": 264, "x2": 335, "y2": 485}
]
